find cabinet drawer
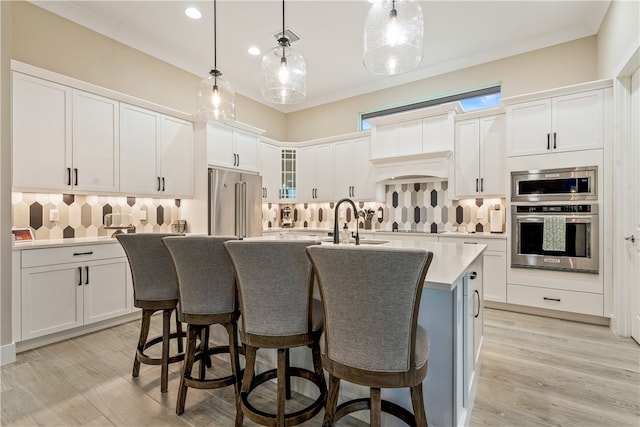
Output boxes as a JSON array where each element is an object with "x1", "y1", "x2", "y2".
[
  {"x1": 440, "y1": 236, "x2": 506, "y2": 252},
  {"x1": 507, "y1": 283, "x2": 602, "y2": 316},
  {"x1": 22, "y1": 243, "x2": 126, "y2": 267}
]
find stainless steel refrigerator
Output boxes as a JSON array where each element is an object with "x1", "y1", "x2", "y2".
[{"x1": 208, "y1": 168, "x2": 262, "y2": 238}]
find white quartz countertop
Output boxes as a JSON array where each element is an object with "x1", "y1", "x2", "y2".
[
  {"x1": 12, "y1": 236, "x2": 118, "y2": 250},
  {"x1": 265, "y1": 227, "x2": 507, "y2": 240},
  {"x1": 248, "y1": 234, "x2": 485, "y2": 291}
]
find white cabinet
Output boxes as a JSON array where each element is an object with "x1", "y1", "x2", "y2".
[
  {"x1": 439, "y1": 235, "x2": 507, "y2": 303},
  {"x1": 369, "y1": 104, "x2": 459, "y2": 160},
  {"x1": 259, "y1": 142, "x2": 281, "y2": 202},
  {"x1": 333, "y1": 137, "x2": 374, "y2": 200},
  {"x1": 207, "y1": 123, "x2": 259, "y2": 172},
  {"x1": 454, "y1": 113, "x2": 506, "y2": 198},
  {"x1": 463, "y1": 263, "x2": 483, "y2": 413},
  {"x1": 120, "y1": 103, "x2": 193, "y2": 197},
  {"x1": 12, "y1": 72, "x2": 119, "y2": 193},
  {"x1": 297, "y1": 144, "x2": 333, "y2": 202},
  {"x1": 20, "y1": 244, "x2": 131, "y2": 341},
  {"x1": 506, "y1": 89, "x2": 605, "y2": 157}
]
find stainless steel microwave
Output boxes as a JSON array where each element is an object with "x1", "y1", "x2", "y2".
[{"x1": 511, "y1": 166, "x2": 597, "y2": 203}]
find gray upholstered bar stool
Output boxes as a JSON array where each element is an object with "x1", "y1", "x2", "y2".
[
  {"x1": 224, "y1": 240, "x2": 326, "y2": 427},
  {"x1": 116, "y1": 233, "x2": 184, "y2": 393},
  {"x1": 306, "y1": 245, "x2": 433, "y2": 427},
  {"x1": 162, "y1": 235, "x2": 243, "y2": 417}
]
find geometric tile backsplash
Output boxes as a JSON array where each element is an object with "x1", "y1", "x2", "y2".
[
  {"x1": 13, "y1": 180, "x2": 505, "y2": 240},
  {"x1": 12, "y1": 192, "x2": 181, "y2": 240},
  {"x1": 263, "y1": 180, "x2": 506, "y2": 233}
]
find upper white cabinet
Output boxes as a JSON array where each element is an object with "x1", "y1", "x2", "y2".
[
  {"x1": 333, "y1": 136, "x2": 374, "y2": 200},
  {"x1": 120, "y1": 103, "x2": 193, "y2": 197},
  {"x1": 13, "y1": 72, "x2": 119, "y2": 193},
  {"x1": 454, "y1": 112, "x2": 506, "y2": 198},
  {"x1": 259, "y1": 142, "x2": 281, "y2": 202},
  {"x1": 297, "y1": 144, "x2": 334, "y2": 202},
  {"x1": 207, "y1": 123, "x2": 259, "y2": 172},
  {"x1": 369, "y1": 103, "x2": 460, "y2": 160},
  {"x1": 505, "y1": 86, "x2": 609, "y2": 157}
]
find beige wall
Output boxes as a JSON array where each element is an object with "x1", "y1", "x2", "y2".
[
  {"x1": 287, "y1": 36, "x2": 598, "y2": 141},
  {"x1": 597, "y1": 0, "x2": 640, "y2": 78},
  {"x1": 10, "y1": 1, "x2": 287, "y2": 140},
  {"x1": 1, "y1": 1, "x2": 13, "y2": 353}
]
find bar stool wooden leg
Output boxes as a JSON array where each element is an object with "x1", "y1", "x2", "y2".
[
  {"x1": 175, "y1": 311, "x2": 184, "y2": 354},
  {"x1": 161, "y1": 309, "x2": 172, "y2": 393},
  {"x1": 284, "y1": 348, "x2": 292, "y2": 400},
  {"x1": 134, "y1": 309, "x2": 152, "y2": 378},
  {"x1": 277, "y1": 349, "x2": 287, "y2": 426},
  {"x1": 410, "y1": 383, "x2": 428, "y2": 427},
  {"x1": 226, "y1": 322, "x2": 243, "y2": 427},
  {"x1": 176, "y1": 324, "x2": 198, "y2": 415},
  {"x1": 323, "y1": 374, "x2": 340, "y2": 427},
  {"x1": 371, "y1": 388, "x2": 382, "y2": 427}
]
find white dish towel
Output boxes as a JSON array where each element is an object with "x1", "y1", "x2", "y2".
[{"x1": 542, "y1": 216, "x2": 566, "y2": 252}]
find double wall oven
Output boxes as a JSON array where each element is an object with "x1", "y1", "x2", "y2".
[{"x1": 510, "y1": 166, "x2": 599, "y2": 274}]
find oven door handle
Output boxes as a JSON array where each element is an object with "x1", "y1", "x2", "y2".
[{"x1": 515, "y1": 215, "x2": 596, "y2": 222}]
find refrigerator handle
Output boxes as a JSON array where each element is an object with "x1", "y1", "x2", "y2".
[{"x1": 235, "y1": 182, "x2": 242, "y2": 238}]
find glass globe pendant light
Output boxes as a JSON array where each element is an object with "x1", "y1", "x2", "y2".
[
  {"x1": 363, "y1": 0, "x2": 424, "y2": 75},
  {"x1": 196, "y1": 0, "x2": 235, "y2": 121},
  {"x1": 261, "y1": 0, "x2": 306, "y2": 104}
]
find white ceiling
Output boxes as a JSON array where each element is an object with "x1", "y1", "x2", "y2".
[{"x1": 31, "y1": 0, "x2": 611, "y2": 113}]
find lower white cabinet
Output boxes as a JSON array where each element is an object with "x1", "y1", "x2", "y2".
[{"x1": 19, "y1": 244, "x2": 131, "y2": 341}]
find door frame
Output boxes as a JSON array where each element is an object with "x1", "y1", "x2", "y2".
[{"x1": 611, "y1": 41, "x2": 640, "y2": 337}]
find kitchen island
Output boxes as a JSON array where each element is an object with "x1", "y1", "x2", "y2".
[{"x1": 249, "y1": 234, "x2": 486, "y2": 426}]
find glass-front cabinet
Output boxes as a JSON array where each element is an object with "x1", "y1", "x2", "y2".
[{"x1": 280, "y1": 149, "x2": 297, "y2": 200}]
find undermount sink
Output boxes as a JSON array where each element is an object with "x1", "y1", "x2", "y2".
[{"x1": 319, "y1": 238, "x2": 388, "y2": 245}]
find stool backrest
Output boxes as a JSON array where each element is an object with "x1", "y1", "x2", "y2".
[
  {"x1": 306, "y1": 246, "x2": 432, "y2": 373},
  {"x1": 163, "y1": 235, "x2": 238, "y2": 316},
  {"x1": 116, "y1": 233, "x2": 182, "y2": 304},
  {"x1": 224, "y1": 240, "x2": 319, "y2": 337}
]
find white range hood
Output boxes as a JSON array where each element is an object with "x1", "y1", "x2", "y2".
[{"x1": 373, "y1": 151, "x2": 452, "y2": 183}]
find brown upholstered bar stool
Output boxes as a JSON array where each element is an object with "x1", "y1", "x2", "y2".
[
  {"x1": 162, "y1": 235, "x2": 243, "y2": 417},
  {"x1": 116, "y1": 233, "x2": 185, "y2": 393},
  {"x1": 224, "y1": 240, "x2": 326, "y2": 427},
  {"x1": 306, "y1": 245, "x2": 433, "y2": 427}
]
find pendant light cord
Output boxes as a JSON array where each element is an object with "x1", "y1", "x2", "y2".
[
  {"x1": 281, "y1": 0, "x2": 286, "y2": 58},
  {"x1": 213, "y1": 0, "x2": 217, "y2": 71}
]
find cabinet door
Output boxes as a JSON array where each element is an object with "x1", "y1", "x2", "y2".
[
  {"x1": 353, "y1": 137, "x2": 374, "y2": 200},
  {"x1": 397, "y1": 119, "x2": 422, "y2": 157},
  {"x1": 83, "y1": 258, "x2": 130, "y2": 324},
  {"x1": 454, "y1": 120, "x2": 480, "y2": 198},
  {"x1": 371, "y1": 124, "x2": 397, "y2": 159},
  {"x1": 313, "y1": 144, "x2": 334, "y2": 201},
  {"x1": 21, "y1": 263, "x2": 83, "y2": 340},
  {"x1": 160, "y1": 115, "x2": 193, "y2": 197},
  {"x1": 120, "y1": 103, "x2": 160, "y2": 195},
  {"x1": 478, "y1": 115, "x2": 506, "y2": 196},
  {"x1": 483, "y1": 250, "x2": 506, "y2": 302},
  {"x1": 333, "y1": 139, "x2": 354, "y2": 199},
  {"x1": 233, "y1": 130, "x2": 259, "y2": 171},
  {"x1": 297, "y1": 146, "x2": 315, "y2": 201},
  {"x1": 552, "y1": 90, "x2": 603, "y2": 152},
  {"x1": 506, "y1": 98, "x2": 551, "y2": 157},
  {"x1": 206, "y1": 123, "x2": 235, "y2": 167},
  {"x1": 12, "y1": 72, "x2": 72, "y2": 191},
  {"x1": 72, "y1": 90, "x2": 119, "y2": 193},
  {"x1": 259, "y1": 143, "x2": 281, "y2": 202},
  {"x1": 423, "y1": 114, "x2": 451, "y2": 152}
]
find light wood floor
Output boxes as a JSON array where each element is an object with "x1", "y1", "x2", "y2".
[{"x1": 1, "y1": 308, "x2": 638, "y2": 426}]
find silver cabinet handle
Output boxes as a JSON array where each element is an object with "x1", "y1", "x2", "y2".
[
  {"x1": 473, "y1": 290, "x2": 480, "y2": 318},
  {"x1": 625, "y1": 235, "x2": 636, "y2": 243}
]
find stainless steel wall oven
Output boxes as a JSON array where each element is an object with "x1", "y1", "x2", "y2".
[{"x1": 511, "y1": 204, "x2": 599, "y2": 273}]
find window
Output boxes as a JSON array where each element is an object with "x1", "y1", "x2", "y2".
[{"x1": 360, "y1": 85, "x2": 501, "y2": 130}]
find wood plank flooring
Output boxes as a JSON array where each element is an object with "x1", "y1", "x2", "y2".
[{"x1": 1, "y1": 308, "x2": 638, "y2": 426}]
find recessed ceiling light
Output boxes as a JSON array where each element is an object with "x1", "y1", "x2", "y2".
[
  {"x1": 248, "y1": 46, "x2": 261, "y2": 56},
  {"x1": 185, "y1": 7, "x2": 202, "y2": 20}
]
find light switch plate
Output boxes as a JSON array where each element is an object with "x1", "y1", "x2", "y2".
[
  {"x1": 49, "y1": 209, "x2": 59, "y2": 221},
  {"x1": 140, "y1": 210, "x2": 147, "y2": 221}
]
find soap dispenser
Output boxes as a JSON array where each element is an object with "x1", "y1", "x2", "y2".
[{"x1": 341, "y1": 223, "x2": 349, "y2": 244}]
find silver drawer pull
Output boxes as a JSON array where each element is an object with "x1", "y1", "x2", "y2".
[{"x1": 543, "y1": 258, "x2": 561, "y2": 264}]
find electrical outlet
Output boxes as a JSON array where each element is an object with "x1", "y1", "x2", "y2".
[
  {"x1": 477, "y1": 211, "x2": 483, "y2": 220},
  {"x1": 140, "y1": 210, "x2": 147, "y2": 221},
  {"x1": 49, "y1": 209, "x2": 59, "y2": 222}
]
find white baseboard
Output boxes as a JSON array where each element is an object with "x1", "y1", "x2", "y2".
[{"x1": 0, "y1": 342, "x2": 16, "y2": 366}]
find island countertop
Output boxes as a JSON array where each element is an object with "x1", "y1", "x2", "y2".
[{"x1": 246, "y1": 234, "x2": 486, "y2": 292}]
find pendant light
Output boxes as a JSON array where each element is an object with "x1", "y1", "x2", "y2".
[
  {"x1": 261, "y1": 0, "x2": 306, "y2": 104},
  {"x1": 196, "y1": 0, "x2": 235, "y2": 121},
  {"x1": 363, "y1": 0, "x2": 424, "y2": 75}
]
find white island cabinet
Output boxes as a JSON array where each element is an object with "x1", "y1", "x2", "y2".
[{"x1": 244, "y1": 235, "x2": 485, "y2": 426}]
